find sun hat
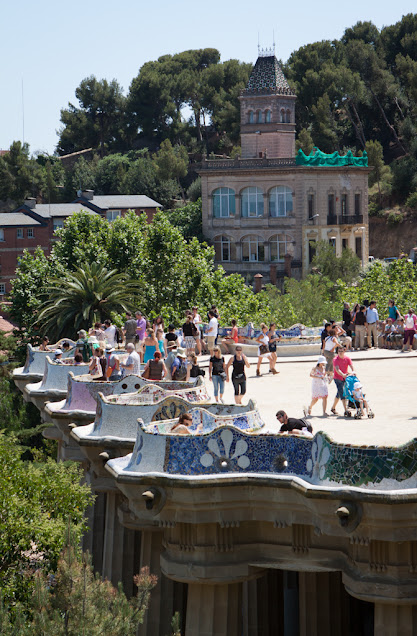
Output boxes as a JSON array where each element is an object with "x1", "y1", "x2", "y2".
[
  {"x1": 353, "y1": 381, "x2": 362, "y2": 389},
  {"x1": 167, "y1": 341, "x2": 177, "y2": 349},
  {"x1": 317, "y1": 355, "x2": 326, "y2": 364},
  {"x1": 54, "y1": 349, "x2": 63, "y2": 356},
  {"x1": 78, "y1": 329, "x2": 87, "y2": 337},
  {"x1": 105, "y1": 344, "x2": 115, "y2": 352},
  {"x1": 176, "y1": 347, "x2": 186, "y2": 358}
]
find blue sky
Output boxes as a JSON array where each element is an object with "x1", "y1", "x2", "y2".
[{"x1": 1, "y1": 1, "x2": 415, "y2": 155}]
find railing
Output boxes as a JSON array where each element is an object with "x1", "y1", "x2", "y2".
[
  {"x1": 339, "y1": 215, "x2": 363, "y2": 225},
  {"x1": 327, "y1": 214, "x2": 363, "y2": 225},
  {"x1": 199, "y1": 157, "x2": 296, "y2": 170}
]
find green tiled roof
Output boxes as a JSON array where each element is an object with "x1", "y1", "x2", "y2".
[{"x1": 243, "y1": 55, "x2": 295, "y2": 96}]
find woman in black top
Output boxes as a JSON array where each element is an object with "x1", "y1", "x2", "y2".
[
  {"x1": 209, "y1": 346, "x2": 226, "y2": 403},
  {"x1": 188, "y1": 354, "x2": 205, "y2": 378},
  {"x1": 342, "y1": 303, "x2": 352, "y2": 336},
  {"x1": 226, "y1": 345, "x2": 250, "y2": 404},
  {"x1": 182, "y1": 315, "x2": 197, "y2": 356}
]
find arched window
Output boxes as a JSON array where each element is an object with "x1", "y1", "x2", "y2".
[
  {"x1": 214, "y1": 235, "x2": 233, "y2": 262},
  {"x1": 241, "y1": 187, "x2": 264, "y2": 218},
  {"x1": 269, "y1": 186, "x2": 293, "y2": 217},
  {"x1": 270, "y1": 234, "x2": 293, "y2": 262},
  {"x1": 212, "y1": 187, "x2": 235, "y2": 218},
  {"x1": 280, "y1": 109, "x2": 285, "y2": 123},
  {"x1": 265, "y1": 109, "x2": 271, "y2": 123},
  {"x1": 248, "y1": 110, "x2": 254, "y2": 124},
  {"x1": 286, "y1": 109, "x2": 291, "y2": 123},
  {"x1": 242, "y1": 235, "x2": 265, "y2": 262},
  {"x1": 257, "y1": 110, "x2": 262, "y2": 123}
]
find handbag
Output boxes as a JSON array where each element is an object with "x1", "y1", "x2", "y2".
[
  {"x1": 219, "y1": 371, "x2": 227, "y2": 381},
  {"x1": 142, "y1": 366, "x2": 150, "y2": 379},
  {"x1": 259, "y1": 344, "x2": 268, "y2": 355}
]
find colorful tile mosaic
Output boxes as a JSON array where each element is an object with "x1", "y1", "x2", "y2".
[{"x1": 123, "y1": 427, "x2": 417, "y2": 490}]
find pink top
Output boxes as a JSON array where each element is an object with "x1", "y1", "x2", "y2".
[{"x1": 333, "y1": 355, "x2": 352, "y2": 381}]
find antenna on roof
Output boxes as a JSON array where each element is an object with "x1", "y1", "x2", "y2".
[
  {"x1": 21, "y1": 78, "x2": 25, "y2": 146},
  {"x1": 258, "y1": 32, "x2": 260, "y2": 56}
]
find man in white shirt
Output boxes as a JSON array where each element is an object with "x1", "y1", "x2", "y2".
[
  {"x1": 120, "y1": 343, "x2": 141, "y2": 376},
  {"x1": 206, "y1": 310, "x2": 218, "y2": 356},
  {"x1": 192, "y1": 306, "x2": 203, "y2": 355},
  {"x1": 103, "y1": 319, "x2": 117, "y2": 347},
  {"x1": 365, "y1": 301, "x2": 379, "y2": 349}
]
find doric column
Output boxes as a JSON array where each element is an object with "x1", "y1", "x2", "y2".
[
  {"x1": 374, "y1": 603, "x2": 417, "y2": 636},
  {"x1": 185, "y1": 582, "x2": 242, "y2": 636},
  {"x1": 138, "y1": 531, "x2": 174, "y2": 636},
  {"x1": 299, "y1": 572, "x2": 350, "y2": 636}
]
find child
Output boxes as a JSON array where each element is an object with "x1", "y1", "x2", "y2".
[
  {"x1": 306, "y1": 355, "x2": 328, "y2": 416},
  {"x1": 353, "y1": 381, "x2": 369, "y2": 417}
]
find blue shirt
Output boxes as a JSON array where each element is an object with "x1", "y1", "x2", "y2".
[
  {"x1": 366, "y1": 307, "x2": 379, "y2": 324},
  {"x1": 388, "y1": 305, "x2": 398, "y2": 320}
]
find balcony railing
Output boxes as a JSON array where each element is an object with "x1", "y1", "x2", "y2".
[
  {"x1": 199, "y1": 157, "x2": 296, "y2": 170},
  {"x1": 327, "y1": 214, "x2": 363, "y2": 225}
]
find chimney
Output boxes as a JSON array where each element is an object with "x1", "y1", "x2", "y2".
[
  {"x1": 254, "y1": 273, "x2": 263, "y2": 293},
  {"x1": 269, "y1": 265, "x2": 277, "y2": 286},
  {"x1": 284, "y1": 254, "x2": 292, "y2": 278},
  {"x1": 24, "y1": 197, "x2": 36, "y2": 209},
  {"x1": 82, "y1": 189, "x2": 94, "y2": 200}
]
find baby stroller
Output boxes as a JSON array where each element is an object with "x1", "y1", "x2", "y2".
[{"x1": 343, "y1": 375, "x2": 375, "y2": 419}]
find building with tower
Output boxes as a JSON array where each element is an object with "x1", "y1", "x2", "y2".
[{"x1": 199, "y1": 48, "x2": 371, "y2": 286}]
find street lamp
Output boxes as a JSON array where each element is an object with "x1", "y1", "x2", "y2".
[{"x1": 308, "y1": 213, "x2": 319, "y2": 224}]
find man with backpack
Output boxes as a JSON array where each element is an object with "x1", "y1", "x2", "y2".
[{"x1": 171, "y1": 347, "x2": 189, "y2": 381}]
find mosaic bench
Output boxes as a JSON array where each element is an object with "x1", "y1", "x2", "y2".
[{"x1": 109, "y1": 427, "x2": 417, "y2": 491}]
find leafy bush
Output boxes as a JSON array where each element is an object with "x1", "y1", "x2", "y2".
[{"x1": 405, "y1": 190, "x2": 417, "y2": 210}]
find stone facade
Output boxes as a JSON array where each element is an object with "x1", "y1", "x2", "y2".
[{"x1": 199, "y1": 52, "x2": 370, "y2": 285}]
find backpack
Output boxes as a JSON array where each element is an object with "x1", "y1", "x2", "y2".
[
  {"x1": 173, "y1": 360, "x2": 187, "y2": 381},
  {"x1": 115, "y1": 328, "x2": 124, "y2": 344}
]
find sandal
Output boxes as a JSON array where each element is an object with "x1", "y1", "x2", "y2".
[{"x1": 331, "y1": 408, "x2": 337, "y2": 415}]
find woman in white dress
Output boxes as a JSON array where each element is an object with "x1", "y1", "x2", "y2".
[
  {"x1": 307, "y1": 355, "x2": 329, "y2": 416},
  {"x1": 256, "y1": 323, "x2": 278, "y2": 376}
]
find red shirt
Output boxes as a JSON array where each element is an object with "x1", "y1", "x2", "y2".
[{"x1": 333, "y1": 355, "x2": 352, "y2": 381}]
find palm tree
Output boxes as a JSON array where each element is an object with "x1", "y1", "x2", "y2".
[{"x1": 36, "y1": 262, "x2": 141, "y2": 341}]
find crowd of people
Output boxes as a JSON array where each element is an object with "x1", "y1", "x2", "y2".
[{"x1": 39, "y1": 297, "x2": 414, "y2": 434}]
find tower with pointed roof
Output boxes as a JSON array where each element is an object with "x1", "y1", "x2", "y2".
[{"x1": 239, "y1": 49, "x2": 296, "y2": 159}]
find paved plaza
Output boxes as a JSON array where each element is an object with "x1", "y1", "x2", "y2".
[{"x1": 201, "y1": 349, "x2": 417, "y2": 447}]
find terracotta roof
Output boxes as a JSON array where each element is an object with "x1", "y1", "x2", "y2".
[
  {"x1": 0, "y1": 315, "x2": 15, "y2": 335},
  {"x1": 243, "y1": 55, "x2": 295, "y2": 96}
]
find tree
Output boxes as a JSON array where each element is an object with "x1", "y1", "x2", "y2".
[
  {"x1": 58, "y1": 77, "x2": 126, "y2": 157},
  {"x1": 365, "y1": 139, "x2": 393, "y2": 207},
  {"x1": 95, "y1": 154, "x2": 130, "y2": 194},
  {"x1": 0, "y1": 434, "x2": 93, "y2": 608},
  {"x1": 36, "y1": 262, "x2": 142, "y2": 341},
  {"x1": 153, "y1": 140, "x2": 188, "y2": 200},
  {"x1": 0, "y1": 142, "x2": 46, "y2": 205},
  {"x1": 312, "y1": 240, "x2": 361, "y2": 283},
  {"x1": 64, "y1": 156, "x2": 97, "y2": 199},
  {"x1": 164, "y1": 199, "x2": 203, "y2": 241},
  {"x1": 296, "y1": 128, "x2": 314, "y2": 154},
  {"x1": 122, "y1": 155, "x2": 179, "y2": 208}
]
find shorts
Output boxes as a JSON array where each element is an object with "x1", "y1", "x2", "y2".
[
  {"x1": 334, "y1": 378, "x2": 345, "y2": 400},
  {"x1": 232, "y1": 376, "x2": 246, "y2": 396},
  {"x1": 323, "y1": 350, "x2": 334, "y2": 372},
  {"x1": 206, "y1": 336, "x2": 216, "y2": 350},
  {"x1": 185, "y1": 336, "x2": 196, "y2": 350}
]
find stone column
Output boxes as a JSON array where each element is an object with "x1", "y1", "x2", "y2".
[
  {"x1": 263, "y1": 241, "x2": 269, "y2": 264},
  {"x1": 299, "y1": 572, "x2": 349, "y2": 636},
  {"x1": 374, "y1": 603, "x2": 417, "y2": 636},
  {"x1": 283, "y1": 571, "x2": 299, "y2": 636},
  {"x1": 263, "y1": 193, "x2": 269, "y2": 218},
  {"x1": 235, "y1": 193, "x2": 241, "y2": 220},
  {"x1": 138, "y1": 531, "x2": 174, "y2": 636},
  {"x1": 185, "y1": 582, "x2": 242, "y2": 636}
]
